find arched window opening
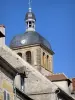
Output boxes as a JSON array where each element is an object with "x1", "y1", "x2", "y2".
[
  {"x1": 26, "y1": 51, "x2": 31, "y2": 64},
  {"x1": 42, "y1": 52, "x2": 45, "y2": 67},
  {"x1": 32, "y1": 21, "x2": 35, "y2": 28},
  {"x1": 29, "y1": 21, "x2": 32, "y2": 27},
  {"x1": 17, "y1": 53, "x2": 22, "y2": 57},
  {"x1": 47, "y1": 55, "x2": 49, "y2": 69}
]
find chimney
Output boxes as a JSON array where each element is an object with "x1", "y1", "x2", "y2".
[{"x1": 0, "y1": 25, "x2": 5, "y2": 46}]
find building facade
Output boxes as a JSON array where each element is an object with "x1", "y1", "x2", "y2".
[{"x1": 0, "y1": 30, "x2": 33, "y2": 100}]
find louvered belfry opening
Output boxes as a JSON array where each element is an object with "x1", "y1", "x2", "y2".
[{"x1": 26, "y1": 51, "x2": 31, "y2": 64}]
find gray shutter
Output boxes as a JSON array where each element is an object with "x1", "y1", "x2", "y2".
[
  {"x1": 4, "y1": 91, "x2": 6, "y2": 100},
  {"x1": 7, "y1": 93, "x2": 10, "y2": 100}
]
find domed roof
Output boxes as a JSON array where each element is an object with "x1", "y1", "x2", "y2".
[
  {"x1": 10, "y1": 31, "x2": 52, "y2": 51},
  {"x1": 25, "y1": 12, "x2": 36, "y2": 21}
]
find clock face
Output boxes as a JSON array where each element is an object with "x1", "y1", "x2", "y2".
[{"x1": 21, "y1": 39, "x2": 26, "y2": 44}]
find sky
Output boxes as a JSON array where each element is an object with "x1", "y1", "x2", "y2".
[{"x1": 0, "y1": 0, "x2": 75, "y2": 78}]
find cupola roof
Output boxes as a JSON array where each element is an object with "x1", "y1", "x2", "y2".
[
  {"x1": 25, "y1": 12, "x2": 36, "y2": 21},
  {"x1": 10, "y1": 31, "x2": 52, "y2": 52}
]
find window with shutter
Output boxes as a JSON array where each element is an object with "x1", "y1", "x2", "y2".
[
  {"x1": 4, "y1": 90, "x2": 10, "y2": 100},
  {"x1": 4, "y1": 91, "x2": 6, "y2": 100},
  {"x1": 7, "y1": 93, "x2": 10, "y2": 100}
]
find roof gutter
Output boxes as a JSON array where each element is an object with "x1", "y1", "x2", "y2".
[{"x1": 55, "y1": 88, "x2": 75, "y2": 100}]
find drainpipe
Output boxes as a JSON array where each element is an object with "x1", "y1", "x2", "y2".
[
  {"x1": 13, "y1": 78, "x2": 16, "y2": 100},
  {"x1": 55, "y1": 89, "x2": 60, "y2": 100}
]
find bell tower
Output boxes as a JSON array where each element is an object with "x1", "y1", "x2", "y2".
[
  {"x1": 25, "y1": 0, "x2": 36, "y2": 32},
  {"x1": 10, "y1": 0, "x2": 54, "y2": 76}
]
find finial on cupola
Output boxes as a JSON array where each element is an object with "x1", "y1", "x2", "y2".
[
  {"x1": 28, "y1": 0, "x2": 32, "y2": 12},
  {"x1": 25, "y1": 0, "x2": 36, "y2": 32}
]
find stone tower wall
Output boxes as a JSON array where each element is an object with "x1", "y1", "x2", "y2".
[{"x1": 13, "y1": 45, "x2": 53, "y2": 76}]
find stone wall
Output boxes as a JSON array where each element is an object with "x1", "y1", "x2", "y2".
[
  {"x1": 40, "y1": 47, "x2": 53, "y2": 76},
  {"x1": 0, "y1": 37, "x2": 5, "y2": 46},
  {"x1": 69, "y1": 79, "x2": 75, "y2": 98},
  {"x1": 12, "y1": 45, "x2": 53, "y2": 76},
  {"x1": 0, "y1": 66, "x2": 14, "y2": 100},
  {"x1": 13, "y1": 46, "x2": 42, "y2": 72},
  {"x1": 53, "y1": 81, "x2": 71, "y2": 94},
  {"x1": 0, "y1": 45, "x2": 58, "y2": 100}
]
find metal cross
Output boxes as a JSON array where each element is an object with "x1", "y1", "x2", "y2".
[{"x1": 28, "y1": 0, "x2": 32, "y2": 8}]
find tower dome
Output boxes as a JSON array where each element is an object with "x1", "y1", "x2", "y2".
[
  {"x1": 10, "y1": 31, "x2": 52, "y2": 51},
  {"x1": 10, "y1": 1, "x2": 54, "y2": 77},
  {"x1": 25, "y1": 0, "x2": 36, "y2": 21},
  {"x1": 25, "y1": 11, "x2": 36, "y2": 21},
  {"x1": 10, "y1": 1, "x2": 54, "y2": 55}
]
